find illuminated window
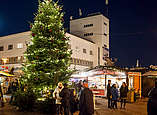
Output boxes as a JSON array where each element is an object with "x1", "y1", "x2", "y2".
[
  {"x1": 21, "y1": 56, "x2": 24, "y2": 63},
  {"x1": 17, "y1": 43, "x2": 23, "y2": 49},
  {"x1": 74, "y1": 58, "x2": 76, "y2": 64},
  {"x1": 76, "y1": 59, "x2": 80, "y2": 64},
  {"x1": 0, "y1": 59, "x2": 2, "y2": 64},
  {"x1": 80, "y1": 60, "x2": 82, "y2": 65}
]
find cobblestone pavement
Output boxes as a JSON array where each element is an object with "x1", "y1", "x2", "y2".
[{"x1": 0, "y1": 98, "x2": 148, "y2": 115}]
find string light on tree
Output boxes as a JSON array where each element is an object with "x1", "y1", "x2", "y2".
[{"x1": 22, "y1": 0, "x2": 72, "y2": 98}]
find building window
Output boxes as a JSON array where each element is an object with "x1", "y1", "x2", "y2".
[
  {"x1": 84, "y1": 33, "x2": 93, "y2": 37},
  {"x1": 80, "y1": 60, "x2": 82, "y2": 65},
  {"x1": 0, "y1": 46, "x2": 4, "y2": 51},
  {"x1": 74, "y1": 58, "x2": 76, "y2": 65},
  {"x1": 68, "y1": 44, "x2": 71, "y2": 49},
  {"x1": 15, "y1": 57, "x2": 18, "y2": 63},
  {"x1": 98, "y1": 47, "x2": 100, "y2": 65},
  {"x1": 0, "y1": 59, "x2": 2, "y2": 65},
  {"x1": 70, "y1": 58, "x2": 73, "y2": 64},
  {"x1": 83, "y1": 49, "x2": 86, "y2": 53},
  {"x1": 84, "y1": 24, "x2": 93, "y2": 28},
  {"x1": 90, "y1": 50, "x2": 93, "y2": 55},
  {"x1": 76, "y1": 59, "x2": 80, "y2": 65},
  {"x1": 21, "y1": 56, "x2": 24, "y2": 63},
  {"x1": 8, "y1": 44, "x2": 13, "y2": 50},
  {"x1": 104, "y1": 33, "x2": 107, "y2": 36},
  {"x1": 9, "y1": 57, "x2": 13, "y2": 64},
  {"x1": 17, "y1": 43, "x2": 23, "y2": 49},
  {"x1": 104, "y1": 23, "x2": 107, "y2": 35}
]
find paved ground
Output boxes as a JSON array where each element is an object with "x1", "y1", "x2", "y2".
[
  {"x1": 0, "y1": 98, "x2": 148, "y2": 115},
  {"x1": 94, "y1": 97, "x2": 148, "y2": 115}
]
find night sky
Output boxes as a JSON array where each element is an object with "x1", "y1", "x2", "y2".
[{"x1": 0, "y1": 0, "x2": 157, "y2": 67}]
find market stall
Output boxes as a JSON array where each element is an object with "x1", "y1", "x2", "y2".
[
  {"x1": 70, "y1": 66, "x2": 128, "y2": 97},
  {"x1": 142, "y1": 71, "x2": 157, "y2": 97},
  {"x1": 0, "y1": 71, "x2": 15, "y2": 102}
]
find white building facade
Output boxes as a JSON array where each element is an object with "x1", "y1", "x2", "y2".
[{"x1": 0, "y1": 13, "x2": 109, "y2": 71}]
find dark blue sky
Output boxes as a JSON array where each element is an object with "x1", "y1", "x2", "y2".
[{"x1": 0, "y1": 0, "x2": 157, "y2": 67}]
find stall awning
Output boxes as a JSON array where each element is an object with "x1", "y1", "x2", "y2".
[
  {"x1": 0, "y1": 71, "x2": 15, "y2": 77},
  {"x1": 142, "y1": 71, "x2": 157, "y2": 77}
]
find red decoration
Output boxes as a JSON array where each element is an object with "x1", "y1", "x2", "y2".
[
  {"x1": 30, "y1": 25, "x2": 32, "y2": 28},
  {"x1": 2, "y1": 66, "x2": 4, "y2": 68},
  {"x1": 56, "y1": 49, "x2": 59, "y2": 52},
  {"x1": 6, "y1": 67, "x2": 8, "y2": 69},
  {"x1": 62, "y1": 38, "x2": 66, "y2": 40},
  {"x1": 49, "y1": 29, "x2": 52, "y2": 33},
  {"x1": 32, "y1": 33, "x2": 35, "y2": 37}
]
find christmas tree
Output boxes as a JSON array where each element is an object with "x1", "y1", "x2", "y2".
[{"x1": 22, "y1": 0, "x2": 72, "y2": 97}]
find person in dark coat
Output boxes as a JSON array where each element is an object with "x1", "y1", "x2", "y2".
[
  {"x1": 59, "y1": 83, "x2": 70, "y2": 115},
  {"x1": 147, "y1": 80, "x2": 157, "y2": 115},
  {"x1": 70, "y1": 89, "x2": 76, "y2": 115},
  {"x1": 120, "y1": 82, "x2": 128, "y2": 109},
  {"x1": 107, "y1": 80, "x2": 112, "y2": 108},
  {"x1": 79, "y1": 80, "x2": 94, "y2": 115},
  {"x1": 111, "y1": 84, "x2": 118, "y2": 109},
  {"x1": 9, "y1": 81, "x2": 18, "y2": 104},
  {"x1": 0, "y1": 84, "x2": 4, "y2": 107}
]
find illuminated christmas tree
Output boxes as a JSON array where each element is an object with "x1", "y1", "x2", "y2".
[{"x1": 22, "y1": 0, "x2": 71, "y2": 97}]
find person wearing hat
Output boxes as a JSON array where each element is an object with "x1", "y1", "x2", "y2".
[
  {"x1": 53, "y1": 82, "x2": 63, "y2": 115},
  {"x1": 59, "y1": 83, "x2": 70, "y2": 115},
  {"x1": 79, "y1": 80, "x2": 94, "y2": 115},
  {"x1": 148, "y1": 80, "x2": 157, "y2": 115}
]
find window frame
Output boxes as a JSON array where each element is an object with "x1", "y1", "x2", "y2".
[
  {"x1": 83, "y1": 49, "x2": 87, "y2": 53},
  {"x1": 8, "y1": 44, "x2": 13, "y2": 50},
  {"x1": 0, "y1": 46, "x2": 4, "y2": 51},
  {"x1": 17, "y1": 43, "x2": 23, "y2": 49}
]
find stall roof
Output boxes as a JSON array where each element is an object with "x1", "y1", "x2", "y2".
[
  {"x1": 0, "y1": 71, "x2": 15, "y2": 77},
  {"x1": 142, "y1": 71, "x2": 157, "y2": 76}
]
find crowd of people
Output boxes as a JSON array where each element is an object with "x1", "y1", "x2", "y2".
[
  {"x1": 107, "y1": 80, "x2": 128, "y2": 109},
  {"x1": 53, "y1": 80, "x2": 94, "y2": 115},
  {"x1": 0, "y1": 78, "x2": 19, "y2": 107},
  {"x1": 1, "y1": 76, "x2": 157, "y2": 115}
]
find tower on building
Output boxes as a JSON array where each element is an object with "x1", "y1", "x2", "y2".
[
  {"x1": 136, "y1": 59, "x2": 139, "y2": 67},
  {"x1": 70, "y1": 13, "x2": 109, "y2": 66}
]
